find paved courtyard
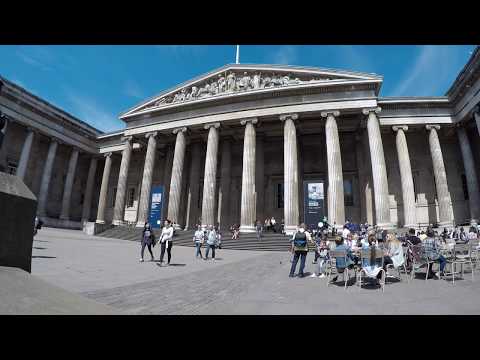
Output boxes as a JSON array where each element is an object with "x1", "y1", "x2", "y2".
[{"x1": 30, "y1": 227, "x2": 480, "y2": 315}]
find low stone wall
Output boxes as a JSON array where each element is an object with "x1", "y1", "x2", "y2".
[
  {"x1": 42, "y1": 217, "x2": 82, "y2": 230},
  {"x1": 83, "y1": 221, "x2": 113, "y2": 235}
]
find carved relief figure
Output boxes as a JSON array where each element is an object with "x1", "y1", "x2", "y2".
[
  {"x1": 218, "y1": 75, "x2": 226, "y2": 93},
  {"x1": 226, "y1": 72, "x2": 236, "y2": 92},
  {"x1": 252, "y1": 72, "x2": 261, "y2": 89},
  {"x1": 210, "y1": 81, "x2": 218, "y2": 95}
]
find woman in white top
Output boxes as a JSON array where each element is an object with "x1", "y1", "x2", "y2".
[
  {"x1": 384, "y1": 233, "x2": 405, "y2": 269},
  {"x1": 159, "y1": 219, "x2": 174, "y2": 266}
]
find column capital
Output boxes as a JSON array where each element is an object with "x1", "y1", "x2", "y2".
[
  {"x1": 240, "y1": 117, "x2": 258, "y2": 126},
  {"x1": 392, "y1": 125, "x2": 408, "y2": 132},
  {"x1": 426, "y1": 124, "x2": 441, "y2": 131},
  {"x1": 145, "y1": 131, "x2": 158, "y2": 139},
  {"x1": 320, "y1": 110, "x2": 340, "y2": 118},
  {"x1": 204, "y1": 122, "x2": 220, "y2": 130},
  {"x1": 362, "y1": 107, "x2": 381, "y2": 116},
  {"x1": 104, "y1": 152, "x2": 113, "y2": 158},
  {"x1": 172, "y1": 126, "x2": 188, "y2": 135},
  {"x1": 50, "y1": 137, "x2": 60, "y2": 145},
  {"x1": 25, "y1": 126, "x2": 36, "y2": 133},
  {"x1": 279, "y1": 113, "x2": 298, "y2": 122},
  {"x1": 121, "y1": 135, "x2": 133, "y2": 143}
]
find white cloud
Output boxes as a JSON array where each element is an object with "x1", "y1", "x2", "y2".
[
  {"x1": 123, "y1": 79, "x2": 145, "y2": 99},
  {"x1": 392, "y1": 46, "x2": 465, "y2": 96},
  {"x1": 65, "y1": 90, "x2": 123, "y2": 132},
  {"x1": 337, "y1": 46, "x2": 374, "y2": 72},
  {"x1": 272, "y1": 46, "x2": 298, "y2": 65},
  {"x1": 16, "y1": 46, "x2": 55, "y2": 72}
]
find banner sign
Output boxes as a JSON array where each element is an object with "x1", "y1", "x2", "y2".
[
  {"x1": 149, "y1": 185, "x2": 164, "y2": 229},
  {"x1": 303, "y1": 181, "x2": 325, "y2": 230}
]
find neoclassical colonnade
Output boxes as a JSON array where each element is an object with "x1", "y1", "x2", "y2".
[
  {"x1": 10, "y1": 125, "x2": 99, "y2": 224},
  {"x1": 93, "y1": 106, "x2": 480, "y2": 232}
]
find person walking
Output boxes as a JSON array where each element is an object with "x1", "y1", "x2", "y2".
[
  {"x1": 204, "y1": 225, "x2": 217, "y2": 261},
  {"x1": 193, "y1": 225, "x2": 204, "y2": 259},
  {"x1": 33, "y1": 216, "x2": 43, "y2": 237},
  {"x1": 288, "y1": 223, "x2": 312, "y2": 278},
  {"x1": 159, "y1": 219, "x2": 174, "y2": 266},
  {"x1": 256, "y1": 220, "x2": 263, "y2": 241},
  {"x1": 140, "y1": 222, "x2": 155, "y2": 262}
]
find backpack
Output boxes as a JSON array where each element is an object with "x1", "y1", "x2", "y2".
[{"x1": 294, "y1": 232, "x2": 307, "y2": 247}]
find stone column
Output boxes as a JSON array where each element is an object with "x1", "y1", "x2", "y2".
[
  {"x1": 161, "y1": 145, "x2": 174, "y2": 220},
  {"x1": 256, "y1": 134, "x2": 265, "y2": 223},
  {"x1": 240, "y1": 118, "x2": 257, "y2": 233},
  {"x1": 167, "y1": 127, "x2": 188, "y2": 228},
  {"x1": 322, "y1": 110, "x2": 345, "y2": 229},
  {"x1": 363, "y1": 107, "x2": 394, "y2": 229},
  {"x1": 37, "y1": 139, "x2": 58, "y2": 217},
  {"x1": 136, "y1": 132, "x2": 158, "y2": 226},
  {"x1": 218, "y1": 138, "x2": 232, "y2": 230},
  {"x1": 185, "y1": 142, "x2": 202, "y2": 230},
  {"x1": 96, "y1": 152, "x2": 112, "y2": 224},
  {"x1": 392, "y1": 126, "x2": 417, "y2": 228},
  {"x1": 280, "y1": 113, "x2": 299, "y2": 234},
  {"x1": 426, "y1": 125, "x2": 452, "y2": 227},
  {"x1": 16, "y1": 128, "x2": 35, "y2": 180},
  {"x1": 113, "y1": 137, "x2": 133, "y2": 225},
  {"x1": 201, "y1": 123, "x2": 220, "y2": 227},
  {"x1": 81, "y1": 156, "x2": 98, "y2": 223},
  {"x1": 474, "y1": 107, "x2": 480, "y2": 138},
  {"x1": 457, "y1": 125, "x2": 480, "y2": 225},
  {"x1": 59, "y1": 147, "x2": 79, "y2": 220}
]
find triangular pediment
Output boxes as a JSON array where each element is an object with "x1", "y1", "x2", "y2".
[{"x1": 120, "y1": 64, "x2": 382, "y2": 119}]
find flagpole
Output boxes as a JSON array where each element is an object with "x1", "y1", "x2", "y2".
[{"x1": 236, "y1": 45, "x2": 240, "y2": 64}]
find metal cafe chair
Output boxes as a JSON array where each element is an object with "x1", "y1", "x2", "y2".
[
  {"x1": 410, "y1": 244, "x2": 435, "y2": 281},
  {"x1": 444, "y1": 243, "x2": 475, "y2": 284},
  {"x1": 326, "y1": 249, "x2": 352, "y2": 290},
  {"x1": 385, "y1": 247, "x2": 409, "y2": 283},
  {"x1": 357, "y1": 248, "x2": 386, "y2": 292},
  {"x1": 469, "y1": 239, "x2": 480, "y2": 271}
]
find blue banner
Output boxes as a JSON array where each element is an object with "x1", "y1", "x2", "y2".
[
  {"x1": 149, "y1": 185, "x2": 164, "y2": 229},
  {"x1": 303, "y1": 181, "x2": 325, "y2": 230}
]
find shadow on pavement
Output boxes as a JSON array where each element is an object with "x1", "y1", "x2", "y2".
[
  {"x1": 33, "y1": 247, "x2": 47, "y2": 250},
  {"x1": 32, "y1": 256, "x2": 56, "y2": 259}
]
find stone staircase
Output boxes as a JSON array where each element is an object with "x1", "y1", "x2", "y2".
[{"x1": 96, "y1": 226, "x2": 317, "y2": 252}]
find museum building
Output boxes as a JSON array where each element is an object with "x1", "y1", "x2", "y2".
[{"x1": 2, "y1": 47, "x2": 480, "y2": 234}]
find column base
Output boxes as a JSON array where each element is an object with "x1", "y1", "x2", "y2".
[
  {"x1": 239, "y1": 225, "x2": 255, "y2": 233},
  {"x1": 95, "y1": 219, "x2": 106, "y2": 224},
  {"x1": 375, "y1": 222, "x2": 397, "y2": 231},
  {"x1": 59, "y1": 215, "x2": 70, "y2": 221},
  {"x1": 438, "y1": 220, "x2": 453, "y2": 229},
  {"x1": 173, "y1": 223, "x2": 182, "y2": 231},
  {"x1": 112, "y1": 219, "x2": 124, "y2": 226},
  {"x1": 284, "y1": 225, "x2": 297, "y2": 236},
  {"x1": 403, "y1": 224, "x2": 417, "y2": 230},
  {"x1": 470, "y1": 219, "x2": 478, "y2": 227}
]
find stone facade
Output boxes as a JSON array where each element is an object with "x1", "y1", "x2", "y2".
[{"x1": 2, "y1": 50, "x2": 480, "y2": 233}]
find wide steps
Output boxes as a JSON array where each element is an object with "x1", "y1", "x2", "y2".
[{"x1": 95, "y1": 226, "x2": 316, "y2": 251}]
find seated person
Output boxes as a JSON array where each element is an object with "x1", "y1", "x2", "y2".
[
  {"x1": 422, "y1": 228, "x2": 447, "y2": 279},
  {"x1": 384, "y1": 233, "x2": 405, "y2": 271},
  {"x1": 360, "y1": 234, "x2": 384, "y2": 280},
  {"x1": 406, "y1": 228, "x2": 421, "y2": 245},
  {"x1": 332, "y1": 236, "x2": 356, "y2": 279}
]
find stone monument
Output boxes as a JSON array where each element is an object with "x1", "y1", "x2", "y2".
[{"x1": 0, "y1": 170, "x2": 37, "y2": 273}]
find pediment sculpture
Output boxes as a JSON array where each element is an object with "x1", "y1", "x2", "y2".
[{"x1": 144, "y1": 70, "x2": 335, "y2": 111}]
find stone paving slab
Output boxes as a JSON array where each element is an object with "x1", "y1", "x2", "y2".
[{"x1": 30, "y1": 227, "x2": 480, "y2": 315}]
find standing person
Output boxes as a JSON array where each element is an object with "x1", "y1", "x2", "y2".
[
  {"x1": 271, "y1": 217, "x2": 277, "y2": 233},
  {"x1": 33, "y1": 216, "x2": 43, "y2": 237},
  {"x1": 193, "y1": 225, "x2": 204, "y2": 259},
  {"x1": 256, "y1": 220, "x2": 263, "y2": 241},
  {"x1": 265, "y1": 218, "x2": 271, "y2": 232},
  {"x1": 309, "y1": 236, "x2": 329, "y2": 278},
  {"x1": 288, "y1": 223, "x2": 312, "y2": 278},
  {"x1": 159, "y1": 219, "x2": 174, "y2": 266},
  {"x1": 204, "y1": 225, "x2": 217, "y2": 261},
  {"x1": 140, "y1": 222, "x2": 155, "y2": 262},
  {"x1": 216, "y1": 227, "x2": 222, "y2": 250}
]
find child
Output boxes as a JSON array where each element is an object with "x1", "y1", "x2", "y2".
[{"x1": 310, "y1": 238, "x2": 329, "y2": 278}]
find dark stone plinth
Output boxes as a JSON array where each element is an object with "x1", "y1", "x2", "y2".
[{"x1": 0, "y1": 173, "x2": 37, "y2": 273}]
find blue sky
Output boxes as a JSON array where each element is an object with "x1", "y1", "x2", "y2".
[{"x1": 0, "y1": 45, "x2": 476, "y2": 133}]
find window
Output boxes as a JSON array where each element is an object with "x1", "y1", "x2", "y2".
[
  {"x1": 111, "y1": 188, "x2": 117, "y2": 207},
  {"x1": 127, "y1": 188, "x2": 135, "y2": 208},
  {"x1": 461, "y1": 174, "x2": 469, "y2": 200},
  {"x1": 7, "y1": 161, "x2": 17, "y2": 175},
  {"x1": 276, "y1": 183, "x2": 284, "y2": 209},
  {"x1": 344, "y1": 179, "x2": 354, "y2": 206}
]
